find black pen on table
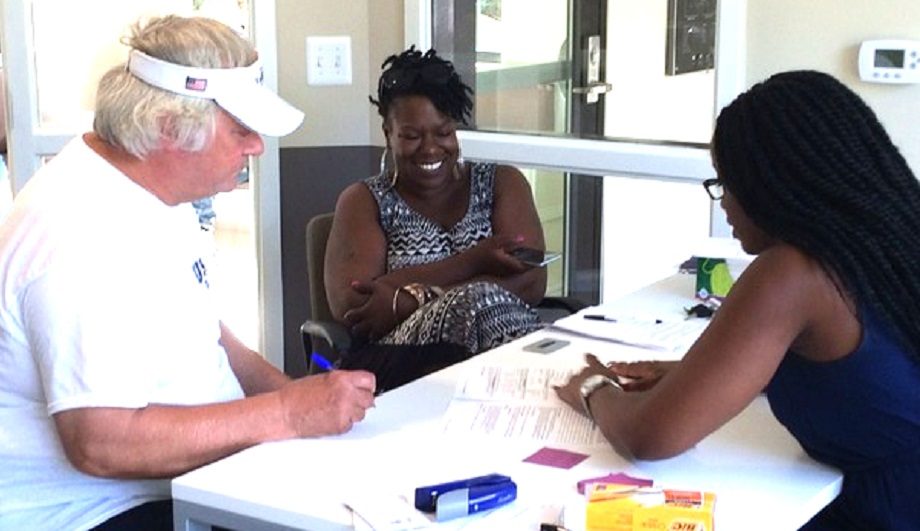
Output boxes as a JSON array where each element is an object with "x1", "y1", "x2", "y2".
[{"x1": 583, "y1": 314, "x2": 663, "y2": 324}]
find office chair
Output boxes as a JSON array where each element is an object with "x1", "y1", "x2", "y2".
[
  {"x1": 300, "y1": 212, "x2": 586, "y2": 374},
  {"x1": 301, "y1": 213, "x2": 352, "y2": 372}
]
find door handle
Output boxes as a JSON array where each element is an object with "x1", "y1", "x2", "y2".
[
  {"x1": 579, "y1": 35, "x2": 609, "y2": 104},
  {"x1": 572, "y1": 82, "x2": 612, "y2": 103}
]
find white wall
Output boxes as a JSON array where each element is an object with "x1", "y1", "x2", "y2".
[
  {"x1": 276, "y1": 0, "x2": 371, "y2": 147},
  {"x1": 746, "y1": 0, "x2": 920, "y2": 174},
  {"x1": 599, "y1": 0, "x2": 920, "y2": 300},
  {"x1": 367, "y1": 1, "x2": 405, "y2": 144},
  {"x1": 275, "y1": 0, "x2": 403, "y2": 148},
  {"x1": 605, "y1": 0, "x2": 715, "y2": 144},
  {"x1": 275, "y1": 1, "x2": 920, "y2": 176}
]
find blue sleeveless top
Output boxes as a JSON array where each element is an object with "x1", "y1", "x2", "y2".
[{"x1": 766, "y1": 308, "x2": 920, "y2": 530}]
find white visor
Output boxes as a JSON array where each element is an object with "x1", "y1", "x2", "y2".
[{"x1": 126, "y1": 49, "x2": 304, "y2": 136}]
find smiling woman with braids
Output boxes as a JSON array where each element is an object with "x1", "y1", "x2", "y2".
[
  {"x1": 555, "y1": 71, "x2": 920, "y2": 530},
  {"x1": 324, "y1": 47, "x2": 546, "y2": 388}
]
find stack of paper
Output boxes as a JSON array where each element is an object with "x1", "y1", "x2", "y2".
[
  {"x1": 548, "y1": 310, "x2": 709, "y2": 355},
  {"x1": 441, "y1": 366, "x2": 609, "y2": 446}
]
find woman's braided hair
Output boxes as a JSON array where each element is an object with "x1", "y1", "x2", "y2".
[
  {"x1": 370, "y1": 46, "x2": 473, "y2": 125},
  {"x1": 713, "y1": 70, "x2": 920, "y2": 360}
]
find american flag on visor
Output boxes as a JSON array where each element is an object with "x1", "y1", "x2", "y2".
[{"x1": 185, "y1": 76, "x2": 208, "y2": 91}]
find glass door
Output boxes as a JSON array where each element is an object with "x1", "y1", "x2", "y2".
[
  {"x1": 429, "y1": 0, "x2": 720, "y2": 303},
  {"x1": 597, "y1": 0, "x2": 715, "y2": 300},
  {"x1": 433, "y1": 0, "x2": 574, "y2": 300}
]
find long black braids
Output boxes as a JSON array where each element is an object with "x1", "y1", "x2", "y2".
[
  {"x1": 369, "y1": 46, "x2": 474, "y2": 125},
  {"x1": 712, "y1": 70, "x2": 920, "y2": 361}
]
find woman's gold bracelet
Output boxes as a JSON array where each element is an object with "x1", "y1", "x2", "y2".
[{"x1": 391, "y1": 283, "x2": 444, "y2": 319}]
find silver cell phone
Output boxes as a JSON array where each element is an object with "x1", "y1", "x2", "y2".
[
  {"x1": 522, "y1": 338, "x2": 570, "y2": 354},
  {"x1": 510, "y1": 247, "x2": 562, "y2": 267}
]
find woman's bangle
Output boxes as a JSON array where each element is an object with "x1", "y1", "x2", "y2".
[
  {"x1": 391, "y1": 288, "x2": 404, "y2": 319},
  {"x1": 427, "y1": 285, "x2": 445, "y2": 300},
  {"x1": 392, "y1": 284, "x2": 425, "y2": 319},
  {"x1": 401, "y1": 283, "x2": 428, "y2": 306},
  {"x1": 392, "y1": 283, "x2": 446, "y2": 319}
]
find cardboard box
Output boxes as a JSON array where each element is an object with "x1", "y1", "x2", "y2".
[{"x1": 585, "y1": 483, "x2": 716, "y2": 531}]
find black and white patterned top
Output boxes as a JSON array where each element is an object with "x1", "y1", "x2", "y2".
[
  {"x1": 365, "y1": 161, "x2": 495, "y2": 272},
  {"x1": 363, "y1": 162, "x2": 541, "y2": 354}
]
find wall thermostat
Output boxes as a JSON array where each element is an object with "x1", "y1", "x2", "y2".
[{"x1": 858, "y1": 39, "x2": 920, "y2": 84}]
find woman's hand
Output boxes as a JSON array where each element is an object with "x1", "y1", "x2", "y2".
[
  {"x1": 466, "y1": 235, "x2": 531, "y2": 277},
  {"x1": 553, "y1": 354, "x2": 619, "y2": 414},
  {"x1": 554, "y1": 356, "x2": 676, "y2": 414},
  {"x1": 342, "y1": 280, "x2": 399, "y2": 341},
  {"x1": 607, "y1": 361, "x2": 676, "y2": 392}
]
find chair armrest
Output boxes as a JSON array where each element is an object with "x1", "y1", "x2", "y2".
[
  {"x1": 301, "y1": 320, "x2": 352, "y2": 350},
  {"x1": 535, "y1": 295, "x2": 588, "y2": 322},
  {"x1": 301, "y1": 320, "x2": 352, "y2": 374},
  {"x1": 539, "y1": 296, "x2": 588, "y2": 313}
]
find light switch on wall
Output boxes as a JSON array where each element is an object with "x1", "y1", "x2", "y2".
[{"x1": 306, "y1": 36, "x2": 352, "y2": 86}]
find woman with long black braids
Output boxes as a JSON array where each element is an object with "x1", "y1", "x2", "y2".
[{"x1": 555, "y1": 70, "x2": 920, "y2": 530}]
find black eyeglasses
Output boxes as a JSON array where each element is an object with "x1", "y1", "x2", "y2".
[{"x1": 703, "y1": 178, "x2": 724, "y2": 200}]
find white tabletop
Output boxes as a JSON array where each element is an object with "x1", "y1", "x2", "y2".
[{"x1": 173, "y1": 275, "x2": 842, "y2": 530}]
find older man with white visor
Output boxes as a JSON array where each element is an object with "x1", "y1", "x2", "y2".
[{"x1": 0, "y1": 15, "x2": 376, "y2": 531}]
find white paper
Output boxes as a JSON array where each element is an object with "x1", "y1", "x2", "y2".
[
  {"x1": 455, "y1": 366, "x2": 575, "y2": 402},
  {"x1": 442, "y1": 366, "x2": 608, "y2": 446},
  {"x1": 346, "y1": 493, "x2": 432, "y2": 531},
  {"x1": 548, "y1": 310, "x2": 708, "y2": 355},
  {"x1": 442, "y1": 401, "x2": 608, "y2": 445}
]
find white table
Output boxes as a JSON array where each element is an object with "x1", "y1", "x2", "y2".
[{"x1": 173, "y1": 275, "x2": 842, "y2": 530}]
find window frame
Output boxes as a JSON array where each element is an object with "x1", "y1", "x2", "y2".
[{"x1": 403, "y1": 0, "x2": 747, "y2": 237}]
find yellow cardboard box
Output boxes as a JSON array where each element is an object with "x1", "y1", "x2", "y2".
[{"x1": 585, "y1": 484, "x2": 715, "y2": 531}]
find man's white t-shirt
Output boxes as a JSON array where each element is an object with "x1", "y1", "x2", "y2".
[{"x1": 0, "y1": 137, "x2": 245, "y2": 530}]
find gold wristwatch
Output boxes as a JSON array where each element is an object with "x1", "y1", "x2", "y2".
[{"x1": 579, "y1": 374, "x2": 623, "y2": 423}]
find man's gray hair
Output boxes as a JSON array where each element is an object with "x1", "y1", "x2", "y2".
[{"x1": 94, "y1": 15, "x2": 256, "y2": 159}]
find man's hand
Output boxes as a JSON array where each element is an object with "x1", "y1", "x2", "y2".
[
  {"x1": 54, "y1": 369, "x2": 377, "y2": 479},
  {"x1": 278, "y1": 370, "x2": 377, "y2": 436}
]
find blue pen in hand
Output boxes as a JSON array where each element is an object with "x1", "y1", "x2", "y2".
[{"x1": 310, "y1": 352, "x2": 335, "y2": 371}]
